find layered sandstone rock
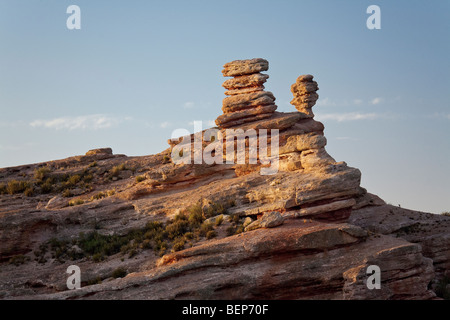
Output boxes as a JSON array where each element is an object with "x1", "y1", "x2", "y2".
[
  {"x1": 290, "y1": 74, "x2": 319, "y2": 117},
  {"x1": 216, "y1": 58, "x2": 277, "y2": 128}
]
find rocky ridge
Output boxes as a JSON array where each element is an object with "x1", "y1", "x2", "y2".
[{"x1": 0, "y1": 58, "x2": 448, "y2": 300}]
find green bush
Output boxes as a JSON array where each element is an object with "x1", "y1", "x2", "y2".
[{"x1": 111, "y1": 267, "x2": 127, "y2": 279}]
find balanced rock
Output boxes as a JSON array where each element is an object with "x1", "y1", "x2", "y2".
[
  {"x1": 216, "y1": 58, "x2": 277, "y2": 128},
  {"x1": 290, "y1": 75, "x2": 319, "y2": 117},
  {"x1": 222, "y1": 58, "x2": 269, "y2": 77}
]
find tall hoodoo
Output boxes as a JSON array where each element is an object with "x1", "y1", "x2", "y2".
[{"x1": 215, "y1": 58, "x2": 277, "y2": 128}]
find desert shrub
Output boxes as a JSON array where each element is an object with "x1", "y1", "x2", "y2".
[
  {"x1": 40, "y1": 178, "x2": 53, "y2": 194},
  {"x1": 87, "y1": 277, "x2": 102, "y2": 285},
  {"x1": 107, "y1": 189, "x2": 116, "y2": 196},
  {"x1": 91, "y1": 192, "x2": 106, "y2": 201},
  {"x1": 83, "y1": 173, "x2": 93, "y2": 183},
  {"x1": 188, "y1": 204, "x2": 204, "y2": 227},
  {"x1": 110, "y1": 164, "x2": 126, "y2": 177},
  {"x1": 441, "y1": 212, "x2": 450, "y2": 217},
  {"x1": 24, "y1": 187, "x2": 35, "y2": 197},
  {"x1": 0, "y1": 183, "x2": 7, "y2": 194},
  {"x1": 165, "y1": 219, "x2": 189, "y2": 240},
  {"x1": 155, "y1": 240, "x2": 168, "y2": 256},
  {"x1": 78, "y1": 231, "x2": 129, "y2": 258},
  {"x1": 67, "y1": 174, "x2": 81, "y2": 186},
  {"x1": 172, "y1": 238, "x2": 185, "y2": 252},
  {"x1": 62, "y1": 189, "x2": 73, "y2": 198},
  {"x1": 111, "y1": 267, "x2": 127, "y2": 279},
  {"x1": 136, "y1": 176, "x2": 146, "y2": 183},
  {"x1": 206, "y1": 230, "x2": 217, "y2": 240},
  {"x1": 9, "y1": 255, "x2": 29, "y2": 266},
  {"x1": 184, "y1": 232, "x2": 194, "y2": 240},
  {"x1": 6, "y1": 180, "x2": 29, "y2": 195},
  {"x1": 88, "y1": 161, "x2": 97, "y2": 168},
  {"x1": 34, "y1": 167, "x2": 51, "y2": 182},
  {"x1": 198, "y1": 222, "x2": 214, "y2": 237},
  {"x1": 68, "y1": 198, "x2": 84, "y2": 206},
  {"x1": 140, "y1": 239, "x2": 152, "y2": 249}
]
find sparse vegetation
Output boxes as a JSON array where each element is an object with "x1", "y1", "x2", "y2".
[
  {"x1": 32, "y1": 199, "x2": 240, "y2": 263},
  {"x1": 136, "y1": 175, "x2": 146, "y2": 183},
  {"x1": 441, "y1": 212, "x2": 450, "y2": 217},
  {"x1": 111, "y1": 267, "x2": 127, "y2": 279},
  {"x1": 110, "y1": 163, "x2": 127, "y2": 178},
  {"x1": 9, "y1": 255, "x2": 30, "y2": 266},
  {"x1": 68, "y1": 198, "x2": 84, "y2": 206},
  {"x1": 5, "y1": 180, "x2": 30, "y2": 195}
]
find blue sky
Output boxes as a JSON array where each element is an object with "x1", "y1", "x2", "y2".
[{"x1": 0, "y1": 0, "x2": 449, "y2": 213}]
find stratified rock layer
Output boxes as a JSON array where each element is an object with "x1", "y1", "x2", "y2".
[
  {"x1": 216, "y1": 58, "x2": 277, "y2": 128},
  {"x1": 290, "y1": 74, "x2": 319, "y2": 117}
]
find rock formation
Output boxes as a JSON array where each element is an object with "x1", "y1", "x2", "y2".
[
  {"x1": 216, "y1": 58, "x2": 277, "y2": 128},
  {"x1": 290, "y1": 74, "x2": 319, "y2": 117},
  {"x1": 0, "y1": 58, "x2": 448, "y2": 300}
]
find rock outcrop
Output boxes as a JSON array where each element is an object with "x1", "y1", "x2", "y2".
[
  {"x1": 290, "y1": 74, "x2": 319, "y2": 117},
  {"x1": 216, "y1": 58, "x2": 277, "y2": 128},
  {"x1": 0, "y1": 58, "x2": 448, "y2": 300}
]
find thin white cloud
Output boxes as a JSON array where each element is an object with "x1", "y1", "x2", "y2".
[
  {"x1": 316, "y1": 97, "x2": 337, "y2": 107},
  {"x1": 316, "y1": 112, "x2": 379, "y2": 122},
  {"x1": 187, "y1": 120, "x2": 216, "y2": 127},
  {"x1": 183, "y1": 102, "x2": 195, "y2": 109},
  {"x1": 370, "y1": 97, "x2": 383, "y2": 105},
  {"x1": 317, "y1": 97, "x2": 385, "y2": 107},
  {"x1": 29, "y1": 114, "x2": 125, "y2": 130},
  {"x1": 160, "y1": 121, "x2": 171, "y2": 128},
  {"x1": 335, "y1": 137, "x2": 361, "y2": 141}
]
